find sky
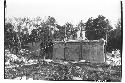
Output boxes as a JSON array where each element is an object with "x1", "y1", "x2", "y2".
[{"x1": 6, "y1": 0, "x2": 121, "y2": 27}]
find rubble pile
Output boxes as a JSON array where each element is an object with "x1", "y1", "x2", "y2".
[{"x1": 106, "y1": 50, "x2": 121, "y2": 66}]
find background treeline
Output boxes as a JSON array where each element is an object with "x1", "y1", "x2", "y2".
[{"x1": 4, "y1": 15, "x2": 122, "y2": 54}]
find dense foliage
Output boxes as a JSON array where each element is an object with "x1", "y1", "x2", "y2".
[
  {"x1": 106, "y1": 20, "x2": 122, "y2": 52},
  {"x1": 85, "y1": 15, "x2": 112, "y2": 40}
]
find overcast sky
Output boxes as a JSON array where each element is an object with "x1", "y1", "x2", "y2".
[{"x1": 6, "y1": 0, "x2": 121, "y2": 27}]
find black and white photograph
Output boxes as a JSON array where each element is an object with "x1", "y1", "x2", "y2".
[{"x1": 4, "y1": 0, "x2": 122, "y2": 81}]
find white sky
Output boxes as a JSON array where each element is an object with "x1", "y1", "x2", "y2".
[{"x1": 6, "y1": 0, "x2": 121, "y2": 27}]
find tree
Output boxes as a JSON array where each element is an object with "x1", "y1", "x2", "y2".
[
  {"x1": 115, "y1": 19, "x2": 121, "y2": 30},
  {"x1": 37, "y1": 16, "x2": 57, "y2": 59},
  {"x1": 85, "y1": 15, "x2": 112, "y2": 40},
  {"x1": 5, "y1": 22, "x2": 15, "y2": 48},
  {"x1": 63, "y1": 22, "x2": 78, "y2": 40},
  {"x1": 21, "y1": 28, "x2": 29, "y2": 45},
  {"x1": 29, "y1": 29, "x2": 40, "y2": 43},
  {"x1": 4, "y1": 22, "x2": 20, "y2": 54},
  {"x1": 106, "y1": 20, "x2": 122, "y2": 52},
  {"x1": 53, "y1": 24, "x2": 65, "y2": 41}
]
